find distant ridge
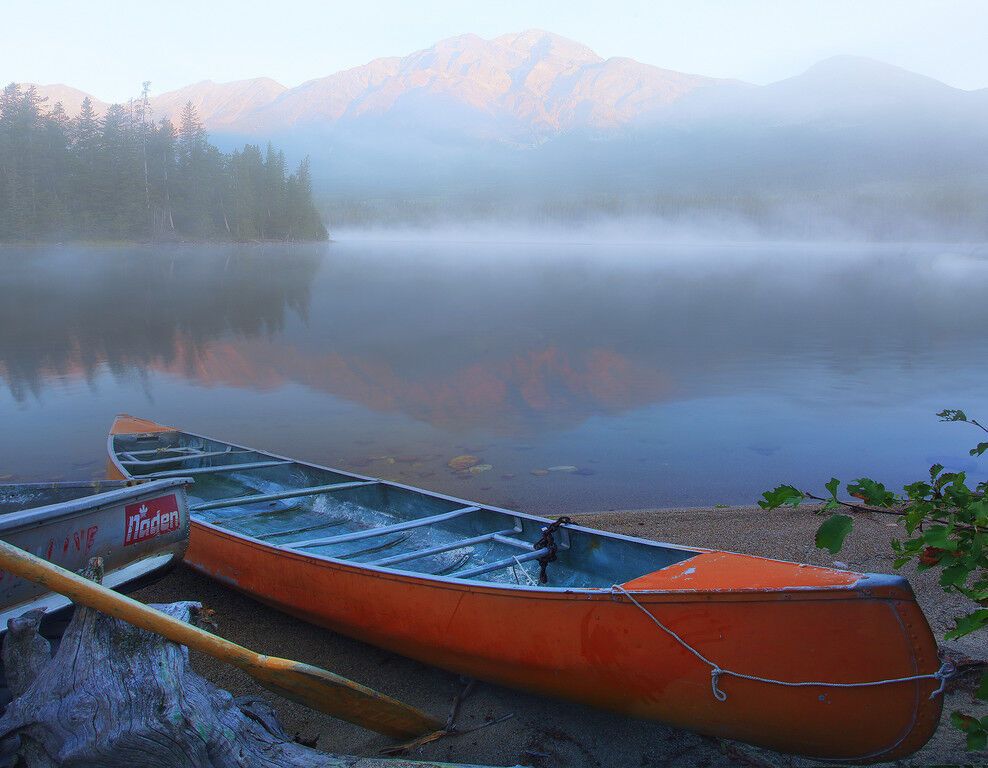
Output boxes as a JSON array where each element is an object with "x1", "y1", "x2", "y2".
[
  {"x1": 25, "y1": 30, "x2": 736, "y2": 140},
  {"x1": 149, "y1": 77, "x2": 287, "y2": 127},
  {"x1": 24, "y1": 31, "x2": 983, "y2": 145}
]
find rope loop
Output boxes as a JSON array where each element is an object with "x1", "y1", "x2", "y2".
[
  {"x1": 710, "y1": 668, "x2": 728, "y2": 701},
  {"x1": 609, "y1": 584, "x2": 953, "y2": 704}
]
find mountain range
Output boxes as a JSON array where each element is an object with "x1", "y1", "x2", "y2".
[
  {"x1": 29, "y1": 31, "x2": 742, "y2": 140},
  {"x1": 20, "y1": 30, "x2": 988, "y2": 237}
]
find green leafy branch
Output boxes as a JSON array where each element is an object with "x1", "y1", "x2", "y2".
[{"x1": 759, "y1": 409, "x2": 987, "y2": 751}]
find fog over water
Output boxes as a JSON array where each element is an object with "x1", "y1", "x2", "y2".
[{"x1": 1, "y1": 241, "x2": 985, "y2": 513}]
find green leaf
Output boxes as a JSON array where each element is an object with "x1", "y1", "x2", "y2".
[
  {"x1": 929, "y1": 463, "x2": 944, "y2": 480},
  {"x1": 971, "y1": 442, "x2": 988, "y2": 457},
  {"x1": 815, "y1": 514, "x2": 853, "y2": 554},
  {"x1": 758, "y1": 485, "x2": 804, "y2": 510},
  {"x1": 847, "y1": 477, "x2": 897, "y2": 507},
  {"x1": 951, "y1": 711, "x2": 973, "y2": 730},
  {"x1": 939, "y1": 562, "x2": 972, "y2": 589},
  {"x1": 951, "y1": 710, "x2": 988, "y2": 751},
  {"x1": 970, "y1": 498, "x2": 988, "y2": 527},
  {"x1": 945, "y1": 609, "x2": 988, "y2": 640},
  {"x1": 825, "y1": 477, "x2": 840, "y2": 498},
  {"x1": 904, "y1": 480, "x2": 933, "y2": 501},
  {"x1": 938, "y1": 409, "x2": 968, "y2": 422},
  {"x1": 969, "y1": 727, "x2": 987, "y2": 752},
  {"x1": 923, "y1": 526, "x2": 958, "y2": 551}
]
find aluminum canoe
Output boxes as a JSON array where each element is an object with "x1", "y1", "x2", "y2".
[
  {"x1": 0, "y1": 477, "x2": 192, "y2": 628},
  {"x1": 106, "y1": 415, "x2": 943, "y2": 763}
]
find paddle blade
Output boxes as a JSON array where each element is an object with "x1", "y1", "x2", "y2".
[{"x1": 246, "y1": 656, "x2": 443, "y2": 740}]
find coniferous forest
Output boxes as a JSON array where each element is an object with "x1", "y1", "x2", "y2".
[{"x1": 0, "y1": 83, "x2": 327, "y2": 242}]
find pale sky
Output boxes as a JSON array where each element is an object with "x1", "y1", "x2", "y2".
[{"x1": 4, "y1": 0, "x2": 986, "y2": 102}]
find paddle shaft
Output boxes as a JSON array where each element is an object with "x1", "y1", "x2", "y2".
[{"x1": 0, "y1": 539, "x2": 442, "y2": 739}]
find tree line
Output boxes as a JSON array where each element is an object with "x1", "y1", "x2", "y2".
[{"x1": 0, "y1": 83, "x2": 327, "y2": 242}]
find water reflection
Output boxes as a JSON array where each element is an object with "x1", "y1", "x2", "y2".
[
  {"x1": 1, "y1": 242, "x2": 986, "y2": 511},
  {"x1": 0, "y1": 247, "x2": 318, "y2": 401}
]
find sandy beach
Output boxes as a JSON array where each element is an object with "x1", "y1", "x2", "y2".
[{"x1": 135, "y1": 504, "x2": 987, "y2": 767}]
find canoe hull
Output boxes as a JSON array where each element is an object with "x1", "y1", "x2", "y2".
[
  {"x1": 185, "y1": 518, "x2": 941, "y2": 763},
  {"x1": 105, "y1": 415, "x2": 942, "y2": 762}
]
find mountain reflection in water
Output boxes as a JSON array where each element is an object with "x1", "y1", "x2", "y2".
[{"x1": 1, "y1": 241, "x2": 986, "y2": 513}]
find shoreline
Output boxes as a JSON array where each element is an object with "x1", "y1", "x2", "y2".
[{"x1": 134, "y1": 504, "x2": 986, "y2": 767}]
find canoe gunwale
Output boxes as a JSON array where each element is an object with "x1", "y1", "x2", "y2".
[
  {"x1": 0, "y1": 477, "x2": 194, "y2": 533},
  {"x1": 106, "y1": 420, "x2": 906, "y2": 600}
]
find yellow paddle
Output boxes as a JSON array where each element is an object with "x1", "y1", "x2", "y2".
[{"x1": 0, "y1": 539, "x2": 443, "y2": 740}]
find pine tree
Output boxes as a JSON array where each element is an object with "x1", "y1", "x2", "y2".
[
  {"x1": 285, "y1": 157, "x2": 327, "y2": 241},
  {"x1": 39, "y1": 101, "x2": 72, "y2": 235},
  {"x1": 0, "y1": 85, "x2": 48, "y2": 239},
  {"x1": 70, "y1": 96, "x2": 102, "y2": 235},
  {"x1": 263, "y1": 142, "x2": 287, "y2": 238},
  {"x1": 148, "y1": 117, "x2": 177, "y2": 236}
]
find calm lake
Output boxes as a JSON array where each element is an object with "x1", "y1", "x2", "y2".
[{"x1": 1, "y1": 241, "x2": 986, "y2": 514}]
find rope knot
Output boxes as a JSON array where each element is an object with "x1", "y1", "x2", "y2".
[
  {"x1": 929, "y1": 660, "x2": 955, "y2": 699},
  {"x1": 710, "y1": 668, "x2": 728, "y2": 702}
]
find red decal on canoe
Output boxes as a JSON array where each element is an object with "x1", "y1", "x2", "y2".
[{"x1": 124, "y1": 495, "x2": 180, "y2": 545}]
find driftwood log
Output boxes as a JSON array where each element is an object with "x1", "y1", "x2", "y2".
[{"x1": 0, "y1": 568, "x2": 501, "y2": 768}]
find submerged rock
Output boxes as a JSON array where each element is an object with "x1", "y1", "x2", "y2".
[
  {"x1": 530, "y1": 469, "x2": 549, "y2": 476},
  {"x1": 547, "y1": 465, "x2": 578, "y2": 473},
  {"x1": 448, "y1": 454, "x2": 480, "y2": 471},
  {"x1": 469, "y1": 464, "x2": 493, "y2": 475}
]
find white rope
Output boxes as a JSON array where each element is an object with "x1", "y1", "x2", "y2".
[
  {"x1": 513, "y1": 556, "x2": 538, "y2": 586},
  {"x1": 609, "y1": 585, "x2": 954, "y2": 703}
]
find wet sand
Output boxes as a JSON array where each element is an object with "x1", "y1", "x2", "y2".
[{"x1": 134, "y1": 505, "x2": 986, "y2": 767}]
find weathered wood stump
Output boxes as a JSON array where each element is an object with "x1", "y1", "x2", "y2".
[{"x1": 0, "y1": 582, "x2": 496, "y2": 768}]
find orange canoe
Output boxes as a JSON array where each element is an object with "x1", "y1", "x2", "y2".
[{"x1": 106, "y1": 415, "x2": 945, "y2": 762}]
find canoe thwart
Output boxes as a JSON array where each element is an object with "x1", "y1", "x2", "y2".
[
  {"x1": 288, "y1": 506, "x2": 482, "y2": 550},
  {"x1": 369, "y1": 528, "x2": 518, "y2": 567},
  {"x1": 144, "y1": 460, "x2": 293, "y2": 478},
  {"x1": 120, "y1": 449, "x2": 252, "y2": 467},
  {"x1": 192, "y1": 481, "x2": 378, "y2": 513},
  {"x1": 452, "y1": 548, "x2": 551, "y2": 580}
]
